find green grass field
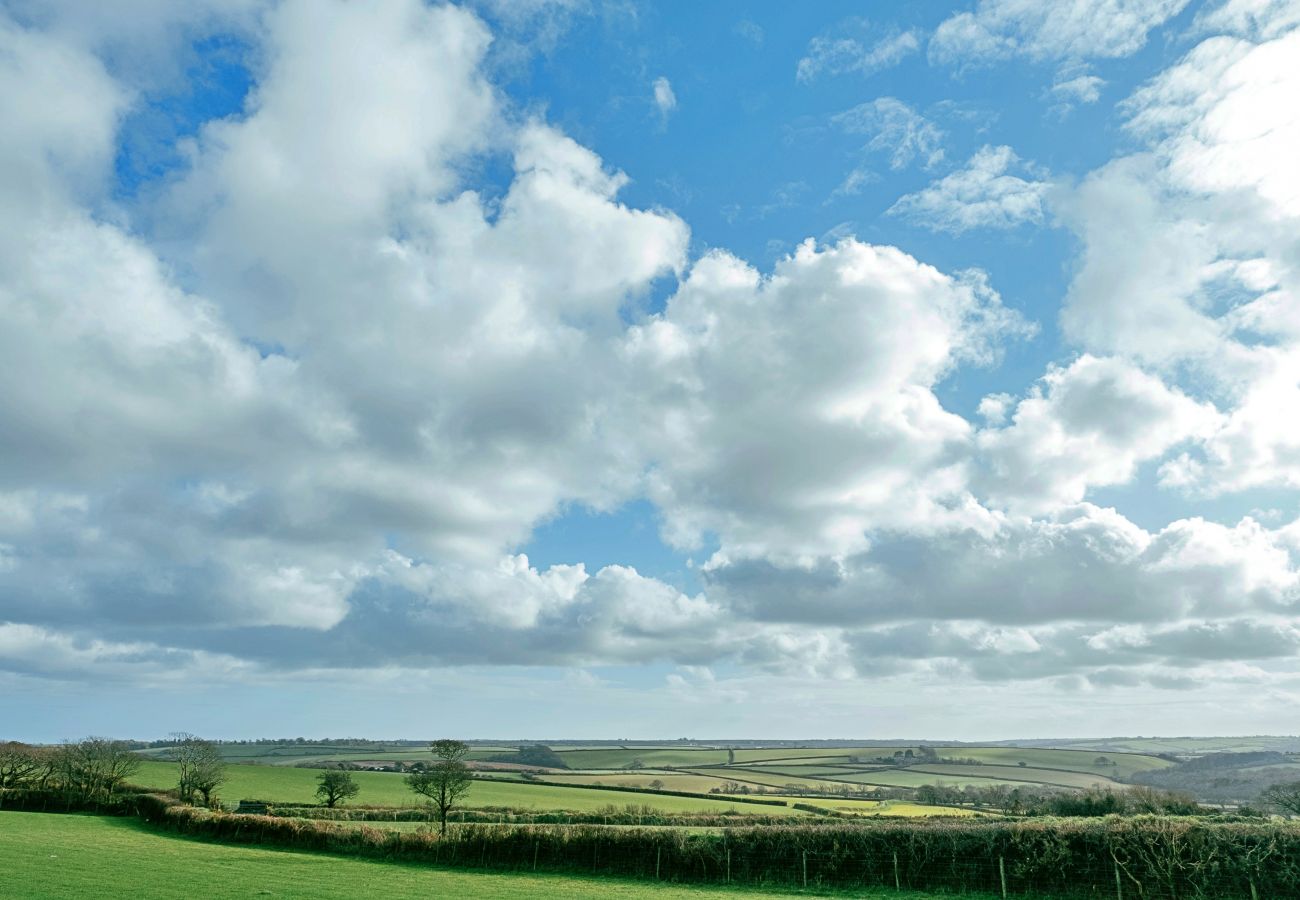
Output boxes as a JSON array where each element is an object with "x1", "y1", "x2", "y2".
[
  {"x1": 555, "y1": 748, "x2": 735, "y2": 768},
  {"x1": 131, "y1": 741, "x2": 1174, "y2": 817},
  {"x1": 949, "y1": 748, "x2": 1170, "y2": 778},
  {"x1": 131, "y1": 761, "x2": 806, "y2": 816},
  {"x1": 542, "y1": 772, "x2": 746, "y2": 793},
  {"x1": 0, "y1": 812, "x2": 962, "y2": 900},
  {"x1": 902, "y1": 764, "x2": 1124, "y2": 790},
  {"x1": 807, "y1": 770, "x2": 1032, "y2": 790}
]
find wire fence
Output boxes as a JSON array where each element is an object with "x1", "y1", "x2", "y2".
[
  {"x1": 135, "y1": 797, "x2": 1300, "y2": 900},
  {"x1": 8, "y1": 790, "x2": 1296, "y2": 899},
  {"x1": 388, "y1": 830, "x2": 1285, "y2": 899}
]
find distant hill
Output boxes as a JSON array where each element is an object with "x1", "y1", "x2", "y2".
[{"x1": 995, "y1": 736, "x2": 1300, "y2": 757}]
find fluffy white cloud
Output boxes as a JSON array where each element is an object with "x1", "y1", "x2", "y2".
[
  {"x1": 1161, "y1": 349, "x2": 1300, "y2": 493},
  {"x1": 977, "y1": 355, "x2": 1222, "y2": 513},
  {"x1": 624, "y1": 239, "x2": 1028, "y2": 562},
  {"x1": 1060, "y1": 18, "x2": 1300, "y2": 498},
  {"x1": 3, "y1": 0, "x2": 1300, "y2": 707},
  {"x1": 704, "y1": 504, "x2": 1300, "y2": 630},
  {"x1": 831, "y1": 98, "x2": 945, "y2": 170},
  {"x1": 888, "y1": 145, "x2": 1049, "y2": 234},
  {"x1": 930, "y1": 0, "x2": 1191, "y2": 66}
]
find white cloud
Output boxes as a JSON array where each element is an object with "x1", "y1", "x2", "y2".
[
  {"x1": 831, "y1": 97, "x2": 945, "y2": 170},
  {"x1": 4, "y1": 0, "x2": 1300, "y2": 708},
  {"x1": 1194, "y1": 0, "x2": 1300, "y2": 40},
  {"x1": 977, "y1": 355, "x2": 1222, "y2": 514},
  {"x1": 705, "y1": 504, "x2": 1300, "y2": 630},
  {"x1": 930, "y1": 0, "x2": 1191, "y2": 66},
  {"x1": 1161, "y1": 349, "x2": 1300, "y2": 494},
  {"x1": 797, "y1": 28, "x2": 920, "y2": 83},
  {"x1": 624, "y1": 238, "x2": 1029, "y2": 562},
  {"x1": 734, "y1": 19, "x2": 764, "y2": 47},
  {"x1": 652, "y1": 75, "x2": 676, "y2": 122},
  {"x1": 1060, "y1": 19, "x2": 1300, "y2": 499},
  {"x1": 826, "y1": 166, "x2": 877, "y2": 202},
  {"x1": 1051, "y1": 72, "x2": 1106, "y2": 104},
  {"x1": 889, "y1": 145, "x2": 1049, "y2": 234}
]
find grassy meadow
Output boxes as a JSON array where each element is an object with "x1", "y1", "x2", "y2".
[
  {"x1": 130, "y1": 760, "x2": 806, "y2": 815},
  {"x1": 0, "y1": 812, "x2": 962, "y2": 900},
  {"x1": 129, "y1": 741, "x2": 1175, "y2": 820}
]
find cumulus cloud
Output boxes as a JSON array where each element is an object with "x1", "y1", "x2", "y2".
[
  {"x1": 704, "y1": 504, "x2": 1300, "y2": 630},
  {"x1": 3, "y1": 0, "x2": 1300, "y2": 709},
  {"x1": 977, "y1": 355, "x2": 1222, "y2": 514},
  {"x1": 831, "y1": 97, "x2": 945, "y2": 170},
  {"x1": 625, "y1": 239, "x2": 1028, "y2": 562},
  {"x1": 929, "y1": 0, "x2": 1191, "y2": 67},
  {"x1": 1060, "y1": 18, "x2": 1300, "y2": 498},
  {"x1": 888, "y1": 145, "x2": 1050, "y2": 234},
  {"x1": 797, "y1": 27, "x2": 920, "y2": 83}
]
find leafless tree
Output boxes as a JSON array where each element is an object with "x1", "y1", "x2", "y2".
[
  {"x1": 0, "y1": 742, "x2": 44, "y2": 788},
  {"x1": 1261, "y1": 781, "x2": 1300, "y2": 816},
  {"x1": 169, "y1": 733, "x2": 227, "y2": 807},
  {"x1": 57, "y1": 737, "x2": 141, "y2": 801}
]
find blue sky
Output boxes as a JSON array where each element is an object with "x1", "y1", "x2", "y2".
[{"x1": 2, "y1": 0, "x2": 1300, "y2": 742}]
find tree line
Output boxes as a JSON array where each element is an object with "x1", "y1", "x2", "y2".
[{"x1": 2, "y1": 736, "x2": 475, "y2": 831}]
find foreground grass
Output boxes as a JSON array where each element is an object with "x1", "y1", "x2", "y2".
[{"x1": 0, "y1": 812, "x2": 975, "y2": 899}]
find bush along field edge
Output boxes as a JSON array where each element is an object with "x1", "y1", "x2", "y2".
[{"x1": 2, "y1": 787, "x2": 1299, "y2": 898}]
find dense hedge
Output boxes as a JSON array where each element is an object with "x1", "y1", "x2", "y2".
[
  {"x1": 0, "y1": 788, "x2": 138, "y2": 815},
  {"x1": 126, "y1": 794, "x2": 1300, "y2": 898},
  {"x1": 265, "y1": 804, "x2": 809, "y2": 827}
]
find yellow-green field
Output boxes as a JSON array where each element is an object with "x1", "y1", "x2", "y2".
[
  {"x1": 0, "y1": 812, "x2": 959, "y2": 900},
  {"x1": 902, "y1": 764, "x2": 1122, "y2": 790},
  {"x1": 131, "y1": 741, "x2": 1175, "y2": 817},
  {"x1": 131, "y1": 761, "x2": 805, "y2": 816}
]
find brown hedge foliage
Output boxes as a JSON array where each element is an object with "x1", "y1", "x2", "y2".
[{"x1": 127, "y1": 796, "x2": 1300, "y2": 898}]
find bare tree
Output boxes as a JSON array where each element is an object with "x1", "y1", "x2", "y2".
[
  {"x1": 169, "y1": 734, "x2": 227, "y2": 807},
  {"x1": 57, "y1": 738, "x2": 141, "y2": 801},
  {"x1": 405, "y1": 739, "x2": 472, "y2": 834},
  {"x1": 0, "y1": 742, "x2": 44, "y2": 788},
  {"x1": 1261, "y1": 781, "x2": 1300, "y2": 816},
  {"x1": 315, "y1": 770, "x2": 361, "y2": 808}
]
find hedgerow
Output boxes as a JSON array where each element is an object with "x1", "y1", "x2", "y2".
[{"x1": 127, "y1": 794, "x2": 1300, "y2": 898}]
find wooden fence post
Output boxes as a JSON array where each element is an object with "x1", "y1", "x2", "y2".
[
  {"x1": 999, "y1": 856, "x2": 1008, "y2": 899},
  {"x1": 656, "y1": 846, "x2": 661, "y2": 880},
  {"x1": 802, "y1": 850, "x2": 808, "y2": 888},
  {"x1": 894, "y1": 851, "x2": 900, "y2": 891},
  {"x1": 533, "y1": 840, "x2": 539, "y2": 871},
  {"x1": 726, "y1": 847, "x2": 731, "y2": 883}
]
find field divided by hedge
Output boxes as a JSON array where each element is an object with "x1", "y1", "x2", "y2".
[{"x1": 123, "y1": 793, "x2": 1300, "y2": 899}]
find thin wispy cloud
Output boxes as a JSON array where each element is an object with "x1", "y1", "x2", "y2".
[
  {"x1": 652, "y1": 75, "x2": 676, "y2": 125},
  {"x1": 889, "y1": 144, "x2": 1049, "y2": 233},
  {"x1": 831, "y1": 97, "x2": 945, "y2": 169},
  {"x1": 797, "y1": 27, "x2": 921, "y2": 82}
]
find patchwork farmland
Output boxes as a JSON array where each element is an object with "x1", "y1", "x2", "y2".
[{"x1": 125, "y1": 740, "x2": 1173, "y2": 820}]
